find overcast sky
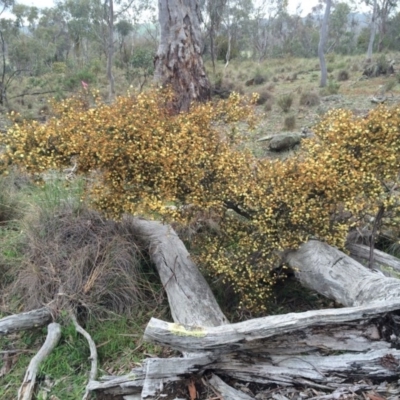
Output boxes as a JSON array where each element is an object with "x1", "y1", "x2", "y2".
[
  {"x1": 11, "y1": 0, "x2": 336, "y2": 16},
  {"x1": 7, "y1": 0, "x2": 373, "y2": 19}
]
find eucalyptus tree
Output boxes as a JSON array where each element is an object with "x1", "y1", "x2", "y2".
[
  {"x1": 154, "y1": 0, "x2": 210, "y2": 112},
  {"x1": 364, "y1": 0, "x2": 398, "y2": 56},
  {"x1": 318, "y1": 0, "x2": 332, "y2": 87}
]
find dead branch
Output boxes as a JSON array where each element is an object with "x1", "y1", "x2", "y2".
[
  {"x1": 208, "y1": 374, "x2": 254, "y2": 399},
  {"x1": 69, "y1": 311, "x2": 98, "y2": 400},
  {"x1": 17, "y1": 322, "x2": 61, "y2": 400}
]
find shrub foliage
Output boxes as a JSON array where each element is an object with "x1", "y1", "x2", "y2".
[{"x1": 2, "y1": 90, "x2": 400, "y2": 312}]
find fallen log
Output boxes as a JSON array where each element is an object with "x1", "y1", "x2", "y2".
[
  {"x1": 89, "y1": 223, "x2": 400, "y2": 399},
  {"x1": 285, "y1": 240, "x2": 400, "y2": 306},
  {"x1": 0, "y1": 308, "x2": 52, "y2": 336},
  {"x1": 130, "y1": 217, "x2": 228, "y2": 327},
  {"x1": 347, "y1": 242, "x2": 400, "y2": 276}
]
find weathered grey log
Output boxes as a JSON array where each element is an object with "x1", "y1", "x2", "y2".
[
  {"x1": 89, "y1": 228, "x2": 400, "y2": 398},
  {"x1": 18, "y1": 323, "x2": 62, "y2": 400},
  {"x1": 285, "y1": 240, "x2": 400, "y2": 306},
  {"x1": 90, "y1": 320, "x2": 400, "y2": 394},
  {"x1": 212, "y1": 348, "x2": 400, "y2": 387},
  {"x1": 87, "y1": 368, "x2": 146, "y2": 395},
  {"x1": 0, "y1": 307, "x2": 52, "y2": 336},
  {"x1": 130, "y1": 217, "x2": 228, "y2": 327},
  {"x1": 143, "y1": 300, "x2": 400, "y2": 353},
  {"x1": 347, "y1": 242, "x2": 400, "y2": 275},
  {"x1": 208, "y1": 374, "x2": 254, "y2": 400},
  {"x1": 269, "y1": 133, "x2": 301, "y2": 151}
]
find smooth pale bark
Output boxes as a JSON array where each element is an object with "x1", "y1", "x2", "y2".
[
  {"x1": 154, "y1": 0, "x2": 211, "y2": 112},
  {"x1": 286, "y1": 240, "x2": 400, "y2": 306},
  {"x1": 366, "y1": 0, "x2": 378, "y2": 61},
  {"x1": 69, "y1": 312, "x2": 98, "y2": 400},
  {"x1": 318, "y1": 0, "x2": 332, "y2": 87},
  {"x1": 106, "y1": 0, "x2": 115, "y2": 100},
  {"x1": 128, "y1": 218, "x2": 228, "y2": 398},
  {"x1": 131, "y1": 218, "x2": 228, "y2": 327},
  {"x1": 18, "y1": 323, "x2": 62, "y2": 400},
  {"x1": 0, "y1": 308, "x2": 52, "y2": 336}
]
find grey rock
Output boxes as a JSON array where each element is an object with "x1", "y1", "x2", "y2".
[{"x1": 269, "y1": 133, "x2": 301, "y2": 151}]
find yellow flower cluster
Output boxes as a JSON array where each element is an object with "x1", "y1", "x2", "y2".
[{"x1": 2, "y1": 90, "x2": 400, "y2": 312}]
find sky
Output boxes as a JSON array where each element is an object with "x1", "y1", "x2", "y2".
[
  {"x1": 6, "y1": 0, "x2": 374, "y2": 20},
  {"x1": 11, "y1": 0, "x2": 333, "y2": 17}
]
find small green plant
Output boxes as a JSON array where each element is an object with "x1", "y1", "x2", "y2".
[
  {"x1": 277, "y1": 93, "x2": 294, "y2": 112},
  {"x1": 64, "y1": 69, "x2": 96, "y2": 90},
  {"x1": 321, "y1": 80, "x2": 340, "y2": 96},
  {"x1": 384, "y1": 78, "x2": 397, "y2": 92},
  {"x1": 52, "y1": 62, "x2": 67, "y2": 74}
]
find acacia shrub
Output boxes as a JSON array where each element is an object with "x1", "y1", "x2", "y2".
[{"x1": 2, "y1": 91, "x2": 400, "y2": 312}]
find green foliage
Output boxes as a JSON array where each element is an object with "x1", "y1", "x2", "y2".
[
  {"x1": 3, "y1": 90, "x2": 400, "y2": 313},
  {"x1": 321, "y1": 80, "x2": 340, "y2": 95},
  {"x1": 131, "y1": 47, "x2": 154, "y2": 74},
  {"x1": 63, "y1": 69, "x2": 96, "y2": 90},
  {"x1": 277, "y1": 93, "x2": 294, "y2": 112}
]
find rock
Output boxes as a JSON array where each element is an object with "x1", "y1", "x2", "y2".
[{"x1": 269, "y1": 133, "x2": 301, "y2": 152}]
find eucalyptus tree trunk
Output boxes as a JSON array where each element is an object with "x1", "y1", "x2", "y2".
[
  {"x1": 154, "y1": 0, "x2": 211, "y2": 112},
  {"x1": 106, "y1": 0, "x2": 115, "y2": 101},
  {"x1": 318, "y1": 0, "x2": 332, "y2": 88},
  {"x1": 366, "y1": 0, "x2": 377, "y2": 61}
]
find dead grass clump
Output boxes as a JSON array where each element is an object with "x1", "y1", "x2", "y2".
[
  {"x1": 299, "y1": 91, "x2": 320, "y2": 107},
  {"x1": 9, "y1": 201, "x2": 161, "y2": 318},
  {"x1": 255, "y1": 88, "x2": 273, "y2": 105},
  {"x1": 213, "y1": 77, "x2": 243, "y2": 99},
  {"x1": 283, "y1": 115, "x2": 296, "y2": 130},
  {"x1": 337, "y1": 70, "x2": 349, "y2": 81},
  {"x1": 0, "y1": 172, "x2": 25, "y2": 225}
]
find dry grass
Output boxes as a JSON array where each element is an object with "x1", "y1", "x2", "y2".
[{"x1": 4, "y1": 179, "x2": 163, "y2": 319}]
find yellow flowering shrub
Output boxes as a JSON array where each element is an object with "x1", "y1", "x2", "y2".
[{"x1": 2, "y1": 89, "x2": 400, "y2": 312}]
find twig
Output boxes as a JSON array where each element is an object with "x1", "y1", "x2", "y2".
[
  {"x1": 368, "y1": 205, "x2": 385, "y2": 269},
  {"x1": 69, "y1": 311, "x2": 98, "y2": 400},
  {"x1": 18, "y1": 322, "x2": 62, "y2": 400}
]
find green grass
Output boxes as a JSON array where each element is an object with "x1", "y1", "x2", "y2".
[{"x1": 0, "y1": 313, "x2": 164, "y2": 399}]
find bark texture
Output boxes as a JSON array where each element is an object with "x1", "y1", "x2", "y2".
[
  {"x1": 0, "y1": 308, "x2": 52, "y2": 336},
  {"x1": 88, "y1": 222, "x2": 400, "y2": 398},
  {"x1": 154, "y1": 0, "x2": 211, "y2": 112},
  {"x1": 285, "y1": 240, "x2": 400, "y2": 306},
  {"x1": 131, "y1": 217, "x2": 228, "y2": 327}
]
